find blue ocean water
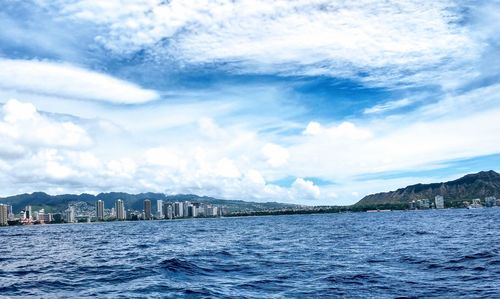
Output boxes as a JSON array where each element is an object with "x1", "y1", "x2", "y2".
[{"x1": 0, "y1": 209, "x2": 499, "y2": 298}]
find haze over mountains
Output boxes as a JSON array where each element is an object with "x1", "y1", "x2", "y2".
[{"x1": 355, "y1": 170, "x2": 500, "y2": 207}]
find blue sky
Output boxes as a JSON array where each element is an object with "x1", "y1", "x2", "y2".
[{"x1": 0, "y1": 0, "x2": 499, "y2": 204}]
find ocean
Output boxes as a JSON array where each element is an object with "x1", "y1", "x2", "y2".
[{"x1": 1, "y1": 208, "x2": 499, "y2": 298}]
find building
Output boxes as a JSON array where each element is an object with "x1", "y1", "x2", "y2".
[
  {"x1": 115, "y1": 199, "x2": 126, "y2": 220},
  {"x1": 25, "y1": 205, "x2": 32, "y2": 220},
  {"x1": 0, "y1": 204, "x2": 8, "y2": 226},
  {"x1": 173, "y1": 202, "x2": 183, "y2": 218},
  {"x1": 187, "y1": 205, "x2": 197, "y2": 217},
  {"x1": 485, "y1": 196, "x2": 497, "y2": 207},
  {"x1": 144, "y1": 199, "x2": 152, "y2": 220},
  {"x1": 157, "y1": 200, "x2": 163, "y2": 218},
  {"x1": 205, "y1": 205, "x2": 215, "y2": 217},
  {"x1": 43, "y1": 213, "x2": 53, "y2": 223},
  {"x1": 183, "y1": 202, "x2": 190, "y2": 217},
  {"x1": 162, "y1": 203, "x2": 173, "y2": 219},
  {"x1": 435, "y1": 195, "x2": 444, "y2": 209},
  {"x1": 66, "y1": 207, "x2": 76, "y2": 223},
  {"x1": 6, "y1": 205, "x2": 13, "y2": 220},
  {"x1": 96, "y1": 200, "x2": 105, "y2": 221},
  {"x1": 36, "y1": 209, "x2": 46, "y2": 224}
]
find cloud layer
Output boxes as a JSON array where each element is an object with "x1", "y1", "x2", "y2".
[
  {"x1": 43, "y1": 0, "x2": 479, "y2": 86},
  {"x1": 0, "y1": 59, "x2": 159, "y2": 104}
]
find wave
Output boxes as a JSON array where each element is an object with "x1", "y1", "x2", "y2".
[{"x1": 159, "y1": 258, "x2": 211, "y2": 275}]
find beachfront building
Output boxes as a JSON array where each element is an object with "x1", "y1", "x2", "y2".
[
  {"x1": 144, "y1": 199, "x2": 152, "y2": 220},
  {"x1": 435, "y1": 195, "x2": 444, "y2": 209},
  {"x1": 0, "y1": 204, "x2": 8, "y2": 226},
  {"x1": 66, "y1": 207, "x2": 76, "y2": 223},
  {"x1": 157, "y1": 200, "x2": 163, "y2": 218},
  {"x1": 96, "y1": 200, "x2": 105, "y2": 221},
  {"x1": 115, "y1": 199, "x2": 126, "y2": 220}
]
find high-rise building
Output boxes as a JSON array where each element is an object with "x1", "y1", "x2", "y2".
[
  {"x1": 6, "y1": 205, "x2": 13, "y2": 220},
  {"x1": 205, "y1": 205, "x2": 214, "y2": 217},
  {"x1": 183, "y1": 201, "x2": 190, "y2": 217},
  {"x1": 96, "y1": 200, "x2": 105, "y2": 221},
  {"x1": 435, "y1": 195, "x2": 444, "y2": 209},
  {"x1": 166, "y1": 204, "x2": 173, "y2": 219},
  {"x1": 157, "y1": 200, "x2": 163, "y2": 218},
  {"x1": 115, "y1": 199, "x2": 126, "y2": 220},
  {"x1": 173, "y1": 202, "x2": 183, "y2": 218},
  {"x1": 187, "y1": 205, "x2": 195, "y2": 217},
  {"x1": 0, "y1": 204, "x2": 8, "y2": 226},
  {"x1": 66, "y1": 207, "x2": 75, "y2": 223},
  {"x1": 144, "y1": 199, "x2": 152, "y2": 220},
  {"x1": 37, "y1": 209, "x2": 45, "y2": 224},
  {"x1": 25, "y1": 205, "x2": 32, "y2": 220}
]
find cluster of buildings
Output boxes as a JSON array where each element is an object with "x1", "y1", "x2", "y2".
[
  {"x1": 463, "y1": 196, "x2": 499, "y2": 209},
  {"x1": 408, "y1": 195, "x2": 499, "y2": 210},
  {"x1": 409, "y1": 195, "x2": 445, "y2": 210},
  {"x1": 0, "y1": 204, "x2": 69, "y2": 226},
  {"x1": 0, "y1": 199, "x2": 225, "y2": 226},
  {"x1": 97, "y1": 199, "x2": 225, "y2": 221}
]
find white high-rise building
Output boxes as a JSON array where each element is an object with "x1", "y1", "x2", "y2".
[
  {"x1": 435, "y1": 195, "x2": 444, "y2": 209},
  {"x1": 96, "y1": 200, "x2": 105, "y2": 221},
  {"x1": 0, "y1": 204, "x2": 8, "y2": 226},
  {"x1": 157, "y1": 200, "x2": 163, "y2": 218},
  {"x1": 166, "y1": 204, "x2": 173, "y2": 219},
  {"x1": 66, "y1": 207, "x2": 75, "y2": 223},
  {"x1": 115, "y1": 199, "x2": 126, "y2": 220}
]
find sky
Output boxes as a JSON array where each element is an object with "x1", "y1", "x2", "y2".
[{"x1": 0, "y1": 0, "x2": 499, "y2": 205}]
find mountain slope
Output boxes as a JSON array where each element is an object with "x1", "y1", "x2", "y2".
[{"x1": 355, "y1": 170, "x2": 500, "y2": 207}]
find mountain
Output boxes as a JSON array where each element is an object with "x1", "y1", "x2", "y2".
[
  {"x1": 355, "y1": 170, "x2": 500, "y2": 208},
  {"x1": 0, "y1": 192, "x2": 300, "y2": 213}
]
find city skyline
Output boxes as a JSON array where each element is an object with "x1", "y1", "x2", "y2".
[{"x1": 0, "y1": 1, "x2": 499, "y2": 205}]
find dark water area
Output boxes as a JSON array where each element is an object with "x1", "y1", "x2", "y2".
[{"x1": 1, "y1": 209, "x2": 499, "y2": 298}]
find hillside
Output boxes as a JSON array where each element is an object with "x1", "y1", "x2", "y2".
[
  {"x1": 0, "y1": 192, "x2": 301, "y2": 213},
  {"x1": 355, "y1": 170, "x2": 500, "y2": 207}
]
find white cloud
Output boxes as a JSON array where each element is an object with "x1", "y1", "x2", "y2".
[
  {"x1": 363, "y1": 98, "x2": 415, "y2": 114},
  {"x1": 45, "y1": 0, "x2": 480, "y2": 86},
  {"x1": 290, "y1": 178, "x2": 321, "y2": 200},
  {"x1": 262, "y1": 143, "x2": 289, "y2": 167},
  {"x1": 0, "y1": 59, "x2": 159, "y2": 104},
  {"x1": 303, "y1": 121, "x2": 372, "y2": 140},
  {"x1": 0, "y1": 99, "x2": 92, "y2": 150},
  {"x1": 214, "y1": 158, "x2": 241, "y2": 178},
  {"x1": 303, "y1": 121, "x2": 322, "y2": 136}
]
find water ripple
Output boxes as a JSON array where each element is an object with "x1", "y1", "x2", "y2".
[{"x1": 0, "y1": 209, "x2": 499, "y2": 298}]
